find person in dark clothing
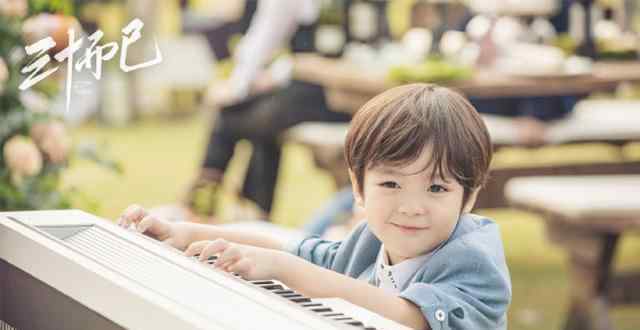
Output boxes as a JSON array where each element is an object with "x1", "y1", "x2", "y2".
[{"x1": 186, "y1": 0, "x2": 350, "y2": 219}]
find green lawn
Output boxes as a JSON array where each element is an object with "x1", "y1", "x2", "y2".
[{"x1": 63, "y1": 113, "x2": 640, "y2": 330}]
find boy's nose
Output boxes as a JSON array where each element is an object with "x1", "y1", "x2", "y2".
[{"x1": 398, "y1": 201, "x2": 427, "y2": 216}]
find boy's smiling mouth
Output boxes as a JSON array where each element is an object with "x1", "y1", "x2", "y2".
[{"x1": 390, "y1": 222, "x2": 430, "y2": 232}]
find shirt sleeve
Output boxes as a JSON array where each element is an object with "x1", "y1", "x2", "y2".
[
  {"x1": 228, "y1": 0, "x2": 301, "y2": 99},
  {"x1": 399, "y1": 245, "x2": 512, "y2": 330},
  {"x1": 285, "y1": 235, "x2": 342, "y2": 270}
]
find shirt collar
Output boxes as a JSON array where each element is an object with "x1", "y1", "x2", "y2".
[{"x1": 374, "y1": 245, "x2": 433, "y2": 293}]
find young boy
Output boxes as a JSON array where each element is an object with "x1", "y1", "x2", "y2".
[{"x1": 118, "y1": 84, "x2": 511, "y2": 329}]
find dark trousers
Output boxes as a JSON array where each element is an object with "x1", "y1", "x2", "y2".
[{"x1": 202, "y1": 81, "x2": 351, "y2": 214}]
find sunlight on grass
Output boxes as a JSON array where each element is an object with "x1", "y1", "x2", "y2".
[{"x1": 63, "y1": 115, "x2": 208, "y2": 220}]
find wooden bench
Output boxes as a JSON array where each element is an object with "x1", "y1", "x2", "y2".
[
  {"x1": 484, "y1": 100, "x2": 640, "y2": 147},
  {"x1": 284, "y1": 99, "x2": 640, "y2": 207},
  {"x1": 505, "y1": 175, "x2": 640, "y2": 330},
  {"x1": 478, "y1": 99, "x2": 640, "y2": 207}
]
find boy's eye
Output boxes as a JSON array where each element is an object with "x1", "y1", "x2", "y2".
[
  {"x1": 380, "y1": 181, "x2": 400, "y2": 189},
  {"x1": 428, "y1": 185, "x2": 447, "y2": 193}
]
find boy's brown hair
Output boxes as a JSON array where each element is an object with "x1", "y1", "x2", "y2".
[{"x1": 344, "y1": 84, "x2": 492, "y2": 205}]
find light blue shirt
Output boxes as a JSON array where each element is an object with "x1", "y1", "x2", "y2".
[{"x1": 287, "y1": 213, "x2": 512, "y2": 330}]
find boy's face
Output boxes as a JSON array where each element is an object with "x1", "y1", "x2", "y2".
[{"x1": 351, "y1": 145, "x2": 476, "y2": 265}]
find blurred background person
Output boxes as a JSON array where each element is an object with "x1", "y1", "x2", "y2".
[{"x1": 184, "y1": 0, "x2": 351, "y2": 221}]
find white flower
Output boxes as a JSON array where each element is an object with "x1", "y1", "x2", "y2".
[
  {"x1": 3, "y1": 135, "x2": 43, "y2": 184},
  {"x1": 29, "y1": 122, "x2": 49, "y2": 144},
  {"x1": 0, "y1": 0, "x2": 27, "y2": 18},
  {"x1": 30, "y1": 121, "x2": 71, "y2": 164}
]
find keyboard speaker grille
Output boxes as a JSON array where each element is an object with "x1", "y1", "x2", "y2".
[{"x1": 50, "y1": 225, "x2": 298, "y2": 329}]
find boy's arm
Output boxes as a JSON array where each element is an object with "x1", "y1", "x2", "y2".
[
  {"x1": 117, "y1": 204, "x2": 288, "y2": 251},
  {"x1": 187, "y1": 236, "x2": 427, "y2": 329},
  {"x1": 181, "y1": 222, "x2": 287, "y2": 251},
  {"x1": 276, "y1": 255, "x2": 430, "y2": 330}
]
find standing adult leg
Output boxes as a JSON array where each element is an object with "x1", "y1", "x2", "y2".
[
  {"x1": 186, "y1": 95, "x2": 268, "y2": 215},
  {"x1": 239, "y1": 81, "x2": 351, "y2": 217}
]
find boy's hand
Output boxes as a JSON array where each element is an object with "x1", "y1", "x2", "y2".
[
  {"x1": 184, "y1": 239, "x2": 283, "y2": 280},
  {"x1": 117, "y1": 204, "x2": 192, "y2": 251}
]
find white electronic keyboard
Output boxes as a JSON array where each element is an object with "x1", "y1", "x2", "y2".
[{"x1": 0, "y1": 210, "x2": 410, "y2": 330}]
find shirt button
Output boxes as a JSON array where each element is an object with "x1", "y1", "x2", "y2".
[{"x1": 435, "y1": 310, "x2": 446, "y2": 322}]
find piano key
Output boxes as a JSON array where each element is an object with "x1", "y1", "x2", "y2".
[
  {"x1": 142, "y1": 239, "x2": 371, "y2": 328},
  {"x1": 262, "y1": 284, "x2": 285, "y2": 290},
  {"x1": 345, "y1": 320, "x2": 364, "y2": 327},
  {"x1": 281, "y1": 293, "x2": 303, "y2": 298},
  {"x1": 310, "y1": 307, "x2": 332, "y2": 313},
  {"x1": 248, "y1": 280, "x2": 286, "y2": 290},
  {"x1": 272, "y1": 289, "x2": 295, "y2": 295},
  {"x1": 197, "y1": 254, "x2": 380, "y2": 329},
  {"x1": 192, "y1": 253, "x2": 217, "y2": 260},
  {"x1": 185, "y1": 241, "x2": 381, "y2": 328},
  {"x1": 179, "y1": 249, "x2": 380, "y2": 329},
  {"x1": 300, "y1": 302, "x2": 323, "y2": 308}
]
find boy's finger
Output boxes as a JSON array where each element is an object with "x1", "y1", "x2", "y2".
[
  {"x1": 199, "y1": 239, "x2": 229, "y2": 262},
  {"x1": 162, "y1": 238, "x2": 175, "y2": 248},
  {"x1": 184, "y1": 240, "x2": 208, "y2": 257},
  {"x1": 227, "y1": 258, "x2": 253, "y2": 277},
  {"x1": 136, "y1": 215, "x2": 153, "y2": 233},
  {"x1": 118, "y1": 204, "x2": 146, "y2": 227},
  {"x1": 137, "y1": 215, "x2": 164, "y2": 236},
  {"x1": 215, "y1": 245, "x2": 241, "y2": 267}
]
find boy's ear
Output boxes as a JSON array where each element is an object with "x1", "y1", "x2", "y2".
[
  {"x1": 462, "y1": 188, "x2": 480, "y2": 213},
  {"x1": 348, "y1": 169, "x2": 365, "y2": 207}
]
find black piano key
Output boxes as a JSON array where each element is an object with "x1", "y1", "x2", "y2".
[
  {"x1": 193, "y1": 254, "x2": 218, "y2": 265},
  {"x1": 301, "y1": 302, "x2": 323, "y2": 308},
  {"x1": 193, "y1": 254, "x2": 217, "y2": 260},
  {"x1": 345, "y1": 321, "x2": 364, "y2": 327},
  {"x1": 250, "y1": 281, "x2": 286, "y2": 291},
  {"x1": 310, "y1": 307, "x2": 332, "y2": 313},
  {"x1": 272, "y1": 289, "x2": 295, "y2": 295},
  {"x1": 281, "y1": 293, "x2": 303, "y2": 298},
  {"x1": 261, "y1": 284, "x2": 285, "y2": 290},
  {"x1": 245, "y1": 277, "x2": 372, "y2": 328},
  {"x1": 188, "y1": 254, "x2": 375, "y2": 328}
]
